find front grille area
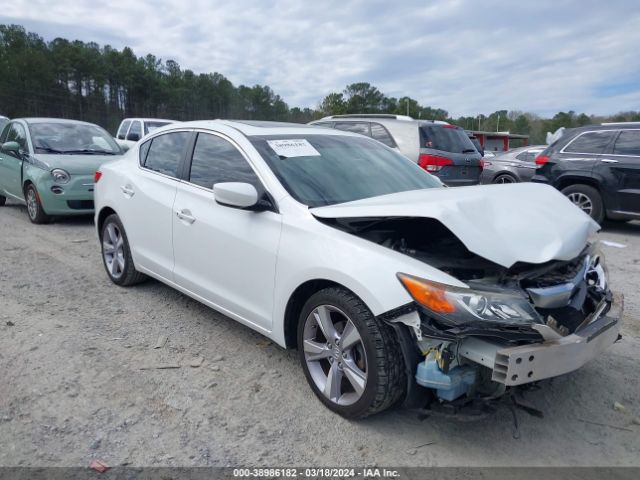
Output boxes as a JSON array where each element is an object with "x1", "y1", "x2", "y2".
[
  {"x1": 67, "y1": 200, "x2": 94, "y2": 210},
  {"x1": 522, "y1": 255, "x2": 586, "y2": 288}
]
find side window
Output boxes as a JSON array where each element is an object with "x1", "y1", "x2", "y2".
[
  {"x1": 333, "y1": 122, "x2": 370, "y2": 136},
  {"x1": 313, "y1": 122, "x2": 334, "y2": 128},
  {"x1": 188, "y1": 133, "x2": 260, "y2": 189},
  {"x1": 139, "y1": 139, "x2": 151, "y2": 165},
  {"x1": 370, "y1": 123, "x2": 396, "y2": 147},
  {"x1": 117, "y1": 120, "x2": 131, "y2": 139},
  {"x1": 143, "y1": 132, "x2": 190, "y2": 178},
  {"x1": 0, "y1": 123, "x2": 10, "y2": 143},
  {"x1": 127, "y1": 121, "x2": 142, "y2": 140},
  {"x1": 515, "y1": 151, "x2": 532, "y2": 161},
  {"x1": 7, "y1": 123, "x2": 28, "y2": 152},
  {"x1": 613, "y1": 130, "x2": 640, "y2": 157},
  {"x1": 564, "y1": 131, "x2": 615, "y2": 154}
]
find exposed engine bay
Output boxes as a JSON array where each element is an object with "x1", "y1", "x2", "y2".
[{"x1": 320, "y1": 215, "x2": 621, "y2": 409}]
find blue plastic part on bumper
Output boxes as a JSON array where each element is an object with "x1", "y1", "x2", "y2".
[{"x1": 416, "y1": 358, "x2": 476, "y2": 401}]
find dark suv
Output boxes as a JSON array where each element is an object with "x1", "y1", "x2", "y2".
[{"x1": 532, "y1": 123, "x2": 640, "y2": 223}]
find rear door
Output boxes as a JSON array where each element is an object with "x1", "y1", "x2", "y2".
[
  {"x1": 123, "y1": 130, "x2": 192, "y2": 280},
  {"x1": 600, "y1": 129, "x2": 640, "y2": 215},
  {"x1": 172, "y1": 130, "x2": 282, "y2": 331}
]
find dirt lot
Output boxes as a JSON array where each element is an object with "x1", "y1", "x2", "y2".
[{"x1": 1, "y1": 199, "x2": 639, "y2": 467}]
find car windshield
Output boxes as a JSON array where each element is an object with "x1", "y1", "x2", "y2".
[
  {"x1": 420, "y1": 125, "x2": 477, "y2": 154},
  {"x1": 30, "y1": 122, "x2": 121, "y2": 154},
  {"x1": 249, "y1": 134, "x2": 441, "y2": 207},
  {"x1": 144, "y1": 121, "x2": 171, "y2": 135}
]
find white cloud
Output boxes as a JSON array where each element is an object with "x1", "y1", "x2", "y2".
[{"x1": 2, "y1": 0, "x2": 640, "y2": 116}]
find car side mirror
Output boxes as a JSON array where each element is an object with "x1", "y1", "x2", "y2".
[
  {"x1": 126, "y1": 132, "x2": 140, "y2": 142},
  {"x1": 213, "y1": 182, "x2": 259, "y2": 209},
  {"x1": 1, "y1": 141, "x2": 20, "y2": 153}
]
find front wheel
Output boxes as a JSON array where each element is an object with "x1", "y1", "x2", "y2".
[
  {"x1": 25, "y1": 184, "x2": 51, "y2": 224},
  {"x1": 561, "y1": 184, "x2": 604, "y2": 223},
  {"x1": 297, "y1": 287, "x2": 406, "y2": 419},
  {"x1": 101, "y1": 214, "x2": 147, "y2": 286},
  {"x1": 0, "y1": 195, "x2": 6, "y2": 206}
]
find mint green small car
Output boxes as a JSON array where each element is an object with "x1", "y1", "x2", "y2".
[{"x1": 0, "y1": 118, "x2": 122, "y2": 223}]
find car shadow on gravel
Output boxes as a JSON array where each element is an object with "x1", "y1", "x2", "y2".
[{"x1": 601, "y1": 219, "x2": 640, "y2": 234}]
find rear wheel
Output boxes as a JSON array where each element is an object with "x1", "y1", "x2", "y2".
[
  {"x1": 492, "y1": 173, "x2": 517, "y2": 184},
  {"x1": 101, "y1": 214, "x2": 147, "y2": 286},
  {"x1": 297, "y1": 287, "x2": 405, "y2": 419},
  {"x1": 561, "y1": 184, "x2": 604, "y2": 223},
  {"x1": 25, "y1": 184, "x2": 51, "y2": 224}
]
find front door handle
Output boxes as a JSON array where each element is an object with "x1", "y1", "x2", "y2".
[
  {"x1": 601, "y1": 158, "x2": 619, "y2": 163},
  {"x1": 120, "y1": 185, "x2": 135, "y2": 197},
  {"x1": 176, "y1": 209, "x2": 196, "y2": 224}
]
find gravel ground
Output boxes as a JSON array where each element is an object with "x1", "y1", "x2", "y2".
[{"x1": 1, "y1": 199, "x2": 639, "y2": 467}]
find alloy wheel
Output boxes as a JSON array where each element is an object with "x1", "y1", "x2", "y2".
[
  {"x1": 495, "y1": 175, "x2": 515, "y2": 184},
  {"x1": 302, "y1": 305, "x2": 368, "y2": 406},
  {"x1": 567, "y1": 192, "x2": 593, "y2": 215},
  {"x1": 26, "y1": 188, "x2": 38, "y2": 220},
  {"x1": 102, "y1": 223, "x2": 125, "y2": 279}
]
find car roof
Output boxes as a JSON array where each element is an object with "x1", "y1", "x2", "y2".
[
  {"x1": 123, "y1": 118, "x2": 176, "y2": 123},
  {"x1": 17, "y1": 117, "x2": 102, "y2": 127},
  {"x1": 313, "y1": 114, "x2": 449, "y2": 125},
  {"x1": 162, "y1": 119, "x2": 364, "y2": 137},
  {"x1": 573, "y1": 122, "x2": 640, "y2": 132}
]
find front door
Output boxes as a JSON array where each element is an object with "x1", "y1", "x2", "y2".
[
  {"x1": 0, "y1": 122, "x2": 30, "y2": 200},
  {"x1": 172, "y1": 131, "x2": 282, "y2": 331}
]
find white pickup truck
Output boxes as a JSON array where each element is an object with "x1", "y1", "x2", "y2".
[{"x1": 114, "y1": 118, "x2": 175, "y2": 149}]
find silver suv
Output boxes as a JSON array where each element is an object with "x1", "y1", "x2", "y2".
[{"x1": 310, "y1": 114, "x2": 482, "y2": 186}]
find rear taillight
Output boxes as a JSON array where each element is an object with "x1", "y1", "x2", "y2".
[
  {"x1": 419, "y1": 154, "x2": 454, "y2": 172},
  {"x1": 479, "y1": 159, "x2": 484, "y2": 171},
  {"x1": 535, "y1": 155, "x2": 550, "y2": 166},
  {"x1": 94, "y1": 171, "x2": 102, "y2": 183}
]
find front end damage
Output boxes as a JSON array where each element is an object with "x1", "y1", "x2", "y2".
[{"x1": 324, "y1": 216, "x2": 623, "y2": 410}]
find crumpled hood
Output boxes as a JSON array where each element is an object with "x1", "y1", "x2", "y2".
[
  {"x1": 310, "y1": 183, "x2": 600, "y2": 268},
  {"x1": 33, "y1": 154, "x2": 118, "y2": 175}
]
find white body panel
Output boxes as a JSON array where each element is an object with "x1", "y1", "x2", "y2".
[{"x1": 95, "y1": 120, "x2": 597, "y2": 349}]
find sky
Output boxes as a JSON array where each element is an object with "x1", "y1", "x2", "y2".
[{"x1": 2, "y1": 0, "x2": 640, "y2": 117}]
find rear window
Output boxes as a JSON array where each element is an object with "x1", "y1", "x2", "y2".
[
  {"x1": 420, "y1": 125, "x2": 477, "y2": 154},
  {"x1": 563, "y1": 131, "x2": 615, "y2": 154}
]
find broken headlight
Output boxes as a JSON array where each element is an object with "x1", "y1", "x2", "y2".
[{"x1": 397, "y1": 273, "x2": 541, "y2": 326}]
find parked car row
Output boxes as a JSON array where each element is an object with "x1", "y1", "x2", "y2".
[{"x1": 0, "y1": 115, "x2": 624, "y2": 419}]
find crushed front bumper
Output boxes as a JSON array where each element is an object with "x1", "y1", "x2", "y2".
[{"x1": 459, "y1": 294, "x2": 623, "y2": 387}]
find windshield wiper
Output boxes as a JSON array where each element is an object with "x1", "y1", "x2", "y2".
[
  {"x1": 59, "y1": 149, "x2": 117, "y2": 155},
  {"x1": 35, "y1": 146, "x2": 65, "y2": 154},
  {"x1": 462, "y1": 148, "x2": 478, "y2": 153}
]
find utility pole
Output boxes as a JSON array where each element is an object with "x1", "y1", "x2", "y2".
[
  {"x1": 497, "y1": 113, "x2": 500, "y2": 132},
  {"x1": 406, "y1": 99, "x2": 410, "y2": 117}
]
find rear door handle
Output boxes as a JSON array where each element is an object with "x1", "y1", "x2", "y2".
[
  {"x1": 120, "y1": 185, "x2": 135, "y2": 197},
  {"x1": 601, "y1": 158, "x2": 619, "y2": 163},
  {"x1": 176, "y1": 209, "x2": 196, "y2": 224}
]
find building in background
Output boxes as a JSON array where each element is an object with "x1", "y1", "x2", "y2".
[{"x1": 466, "y1": 130, "x2": 529, "y2": 151}]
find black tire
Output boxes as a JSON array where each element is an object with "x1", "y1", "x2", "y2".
[
  {"x1": 561, "y1": 184, "x2": 604, "y2": 224},
  {"x1": 25, "y1": 184, "x2": 51, "y2": 224},
  {"x1": 100, "y1": 213, "x2": 147, "y2": 286},
  {"x1": 0, "y1": 195, "x2": 5, "y2": 206},
  {"x1": 492, "y1": 173, "x2": 518, "y2": 184},
  {"x1": 297, "y1": 287, "x2": 406, "y2": 419}
]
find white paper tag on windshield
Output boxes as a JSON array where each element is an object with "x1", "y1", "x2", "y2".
[{"x1": 267, "y1": 139, "x2": 320, "y2": 158}]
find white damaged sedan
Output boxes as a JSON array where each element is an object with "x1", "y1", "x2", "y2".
[{"x1": 94, "y1": 120, "x2": 622, "y2": 418}]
